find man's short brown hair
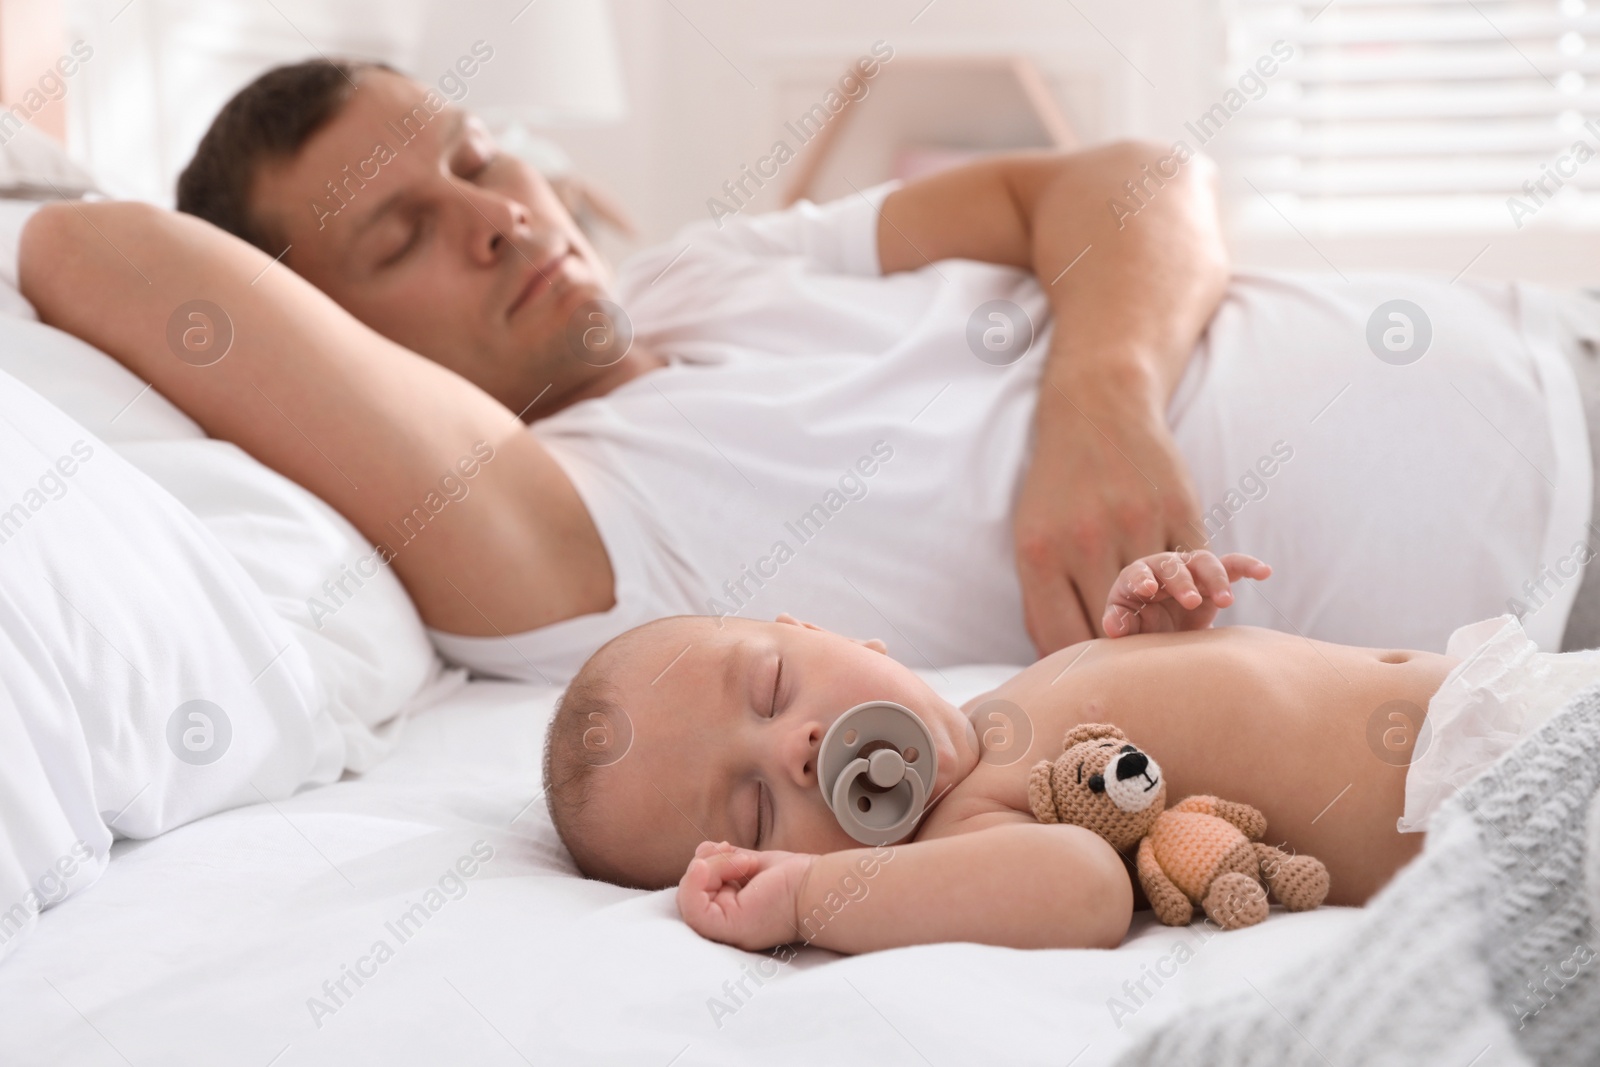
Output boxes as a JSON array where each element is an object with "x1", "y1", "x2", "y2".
[{"x1": 176, "y1": 57, "x2": 392, "y2": 252}]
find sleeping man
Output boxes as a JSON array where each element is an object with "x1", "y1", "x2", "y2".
[{"x1": 16, "y1": 57, "x2": 1600, "y2": 692}]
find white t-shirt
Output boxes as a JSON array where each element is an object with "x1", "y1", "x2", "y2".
[{"x1": 431, "y1": 183, "x2": 1590, "y2": 684}]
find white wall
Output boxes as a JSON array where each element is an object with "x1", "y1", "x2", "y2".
[
  {"x1": 60, "y1": 0, "x2": 1220, "y2": 244},
  {"x1": 56, "y1": 0, "x2": 1598, "y2": 283},
  {"x1": 567, "y1": 0, "x2": 1224, "y2": 247}
]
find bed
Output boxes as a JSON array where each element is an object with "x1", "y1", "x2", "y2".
[
  {"x1": 0, "y1": 664, "x2": 1364, "y2": 1066},
  {"x1": 0, "y1": 236, "x2": 1367, "y2": 1066}
]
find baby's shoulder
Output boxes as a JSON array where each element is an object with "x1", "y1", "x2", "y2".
[{"x1": 913, "y1": 752, "x2": 1040, "y2": 842}]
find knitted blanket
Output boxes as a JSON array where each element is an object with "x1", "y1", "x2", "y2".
[{"x1": 1115, "y1": 680, "x2": 1600, "y2": 1067}]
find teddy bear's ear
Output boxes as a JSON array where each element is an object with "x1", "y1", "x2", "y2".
[
  {"x1": 1027, "y1": 761, "x2": 1059, "y2": 824},
  {"x1": 1061, "y1": 723, "x2": 1126, "y2": 750}
]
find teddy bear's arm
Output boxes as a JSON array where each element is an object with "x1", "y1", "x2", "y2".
[
  {"x1": 1137, "y1": 837, "x2": 1193, "y2": 926},
  {"x1": 1169, "y1": 796, "x2": 1267, "y2": 841}
]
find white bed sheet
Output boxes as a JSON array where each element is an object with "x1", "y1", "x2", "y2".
[{"x1": 0, "y1": 670, "x2": 1364, "y2": 1067}]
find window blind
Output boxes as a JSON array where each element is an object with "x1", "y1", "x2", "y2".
[{"x1": 1225, "y1": 0, "x2": 1600, "y2": 230}]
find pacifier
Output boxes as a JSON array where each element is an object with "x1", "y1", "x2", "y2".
[{"x1": 817, "y1": 701, "x2": 939, "y2": 845}]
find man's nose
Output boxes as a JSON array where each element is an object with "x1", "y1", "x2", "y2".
[
  {"x1": 463, "y1": 187, "x2": 533, "y2": 264},
  {"x1": 1115, "y1": 751, "x2": 1149, "y2": 781}
]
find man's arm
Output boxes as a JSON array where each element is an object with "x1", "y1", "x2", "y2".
[
  {"x1": 878, "y1": 142, "x2": 1230, "y2": 653},
  {"x1": 20, "y1": 201, "x2": 613, "y2": 638},
  {"x1": 678, "y1": 823, "x2": 1132, "y2": 953}
]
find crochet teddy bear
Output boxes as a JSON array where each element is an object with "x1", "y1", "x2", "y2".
[{"x1": 1027, "y1": 723, "x2": 1330, "y2": 929}]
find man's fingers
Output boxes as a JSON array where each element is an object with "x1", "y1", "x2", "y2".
[
  {"x1": 1019, "y1": 554, "x2": 1095, "y2": 654},
  {"x1": 1166, "y1": 489, "x2": 1208, "y2": 554},
  {"x1": 1077, "y1": 568, "x2": 1122, "y2": 640}
]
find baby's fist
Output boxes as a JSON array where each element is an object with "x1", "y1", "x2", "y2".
[{"x1": 677, "y1": 841, "x2": 816, "y2": 951}]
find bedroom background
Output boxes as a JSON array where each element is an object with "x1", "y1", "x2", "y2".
[
  {"x1": 1, "y1": 3, "x2": 1594, "y2": 1064},
  {"x1": 37, "y1": 0, "x2": 1600, "y2": 285}
]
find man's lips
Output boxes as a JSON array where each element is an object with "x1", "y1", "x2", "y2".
[{"x1": 508, "y1": 251, "x2": 570, "y2": 318}]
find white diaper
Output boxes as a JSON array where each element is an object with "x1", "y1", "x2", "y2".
[{"x1": 1399, "y1": 614, "x2": 1600, "y2": 833}]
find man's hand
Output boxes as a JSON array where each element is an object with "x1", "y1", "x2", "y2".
[
  {"x1": 1016, "y1": 370, "x2": 1206, "y2": 654},
  {"x1": 676, "y1": 841, "x2": 815, "y2": 951},
  {"x1": 875, "y1": 143, "x2": 1228, "y2": 656},
  {"x1": 1102, "y1": 549, "x2": 1271, "y2": 637}
]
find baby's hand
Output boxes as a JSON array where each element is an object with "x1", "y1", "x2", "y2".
[
  {"x1": 677, "y1": 841, "x2": 816, "y2": 951},
  {"x1": 1102, "y1": 550, "x2": 1271, "y2": 637}
]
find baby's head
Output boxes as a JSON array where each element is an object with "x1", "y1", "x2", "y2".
[{"x1": 543, "y1": 613, "x2": 977, "y2": 890}]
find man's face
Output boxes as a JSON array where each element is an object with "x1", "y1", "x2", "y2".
[{"x1": 251, "y1": 69, "x2": 614, "y2": 416}]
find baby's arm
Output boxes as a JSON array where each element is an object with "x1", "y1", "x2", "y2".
[
  {"x1": 677, "y1": 822, "x2": 1131, "y2": 954},
  {"x1": 1102, "y1": 549, "x2": 1271, "y2": 637}
]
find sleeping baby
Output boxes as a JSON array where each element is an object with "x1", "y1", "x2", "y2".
[{"x1": 542, "y1": 550, "x2": 1599, "y2": 953}]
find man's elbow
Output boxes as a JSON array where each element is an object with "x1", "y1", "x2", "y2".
[
  {"x1": 1093, "y1": 139, "x2": 1229, "y2": 283},
  {"x1": 20, "y1": 199, "x2": 162, "y2": 321},
  {"x1": 1096, "y1": 137, "x2": 1218, "y2": 188},
  {"x1": 20, "y1": 200, "x2": 85, "y2": 321},
  {"x1": 23, "y1": 198, "x2": 159, "y2": 262}
]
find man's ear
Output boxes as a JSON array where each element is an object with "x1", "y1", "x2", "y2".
[{"x1": 775, "y1": 613, "x2": 888, "y2": 654}]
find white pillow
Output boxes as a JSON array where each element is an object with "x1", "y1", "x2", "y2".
[
  {"x1": 0, "y1": 364, "x2": 347, "y2": 960},
  {"x1": 0, "y1": 205, "x2": 442, "y2": 765},
  {"x1": 0, "y1": 200, "x2": 53, "y2": 319},
  {"x1": 0, "y1": 124, "x2": 101, "y2": 201},
  {"x1": 119, "y1": 438, "x2": 441, "y2": 770}
]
